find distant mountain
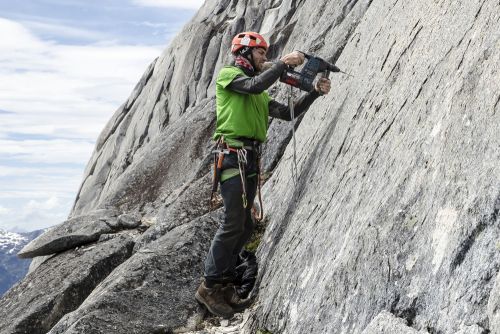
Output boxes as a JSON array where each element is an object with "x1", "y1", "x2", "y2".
[{"x1": 0, "y1": 229, "x2": 43, "y2": 296}]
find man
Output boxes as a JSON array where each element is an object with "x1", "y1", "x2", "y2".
[{"x1": 196, "y1": 31, "x2": 331, "y2": 318}]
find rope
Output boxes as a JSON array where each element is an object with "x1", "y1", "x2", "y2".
[{"x1": 289, "y1": 85, "x2": 298, "y2": 185}]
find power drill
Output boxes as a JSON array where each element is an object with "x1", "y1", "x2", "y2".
[{"x1": 279, "y1": 51, "x2": 351, "y2": 92}]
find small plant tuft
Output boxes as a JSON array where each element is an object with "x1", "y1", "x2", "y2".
[
  {"x1": 245, "y1": 216, "x2": 268, "y2": 252},
  {"x1": 257, "y1": 329, "x2": 273, "y2": 334}
]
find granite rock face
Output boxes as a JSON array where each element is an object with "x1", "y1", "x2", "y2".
[
  {"x1": 244, "y1": 0, "x2": 500, "y2": 333},
  {"x1": 488, "y1": 272, "x2": 500, "y2": 334},
  {"x1": 1, "y1": 0, "x2": 498, "y2": 333},
  {"x1": 361, "y1": 311, "x2": 423, "y2": 334},
  {"x1": 48, "y1": 213, "x2": 219, "y2": 334},
  {"x1": 0, "y1": 234, "x2": 134, "y2": 334}
]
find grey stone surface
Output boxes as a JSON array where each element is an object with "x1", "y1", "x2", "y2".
[
  {"x1": 1, "y1": 0, "x2": 498, "y2": 333},
  {"x1": 48, "y1": 213, "x2": 219, "y2": 334},
  {"x1": 27, "y1": 254, "x2": 54, "y2": 274},
  {"x1": 115, "y1": 212, "x2": 141, "y2": 229},
  {"x1": 488, "y1": 272, "x2": 500, "y2": 334},
  {"x1": 69, "y1": 5, "x2": 226, "y2": 217},
  {"x1": 361, "y1": 311, "x2": 422, "y2": 334},
  {"x1": 0, "y1": 235, "x2": 134, "y2": 334},
  {"x1": 17, "y1": 209, "x2": 119, "y2": 258},
  {"x1": 242, "y1": 0, "x2": 500, "y2": 333},
  {"x1": 134, "y1": 171, "x2": 214, "y2": 251},
  {"x1": 454, "y1": 324, "x2": 488, "y2": 334}
]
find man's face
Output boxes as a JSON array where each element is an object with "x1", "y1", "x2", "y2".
[{"x1": 251, "y1": 47, "x2": 268, "y2": 72}]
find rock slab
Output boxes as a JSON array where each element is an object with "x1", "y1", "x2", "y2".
[
  {"x1": 17, "y1": 209, "x2": 119, "y2": 258},
  {"x1": 48, "y1": 213, "x2": 220, "y2": 334},
  {"x1": 361, "y1": 311, "x2": 423, "y2": 334},
  {"x1": 0, "y1": 234, "x2": 134, "y2": 334}
]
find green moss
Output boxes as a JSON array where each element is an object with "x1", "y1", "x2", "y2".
[
  {"x1": 261, "y1": 171, "x2": 273, "y2": 183},
  {"x1": 257, "y1": 329, "x2": 273, "y2": 334},
  {"x1": 245, "y1": 237, "x2": 261, "y2": 252},
  {"x1": 245, "y1": 216, "x2": 268, "y2": 252}
]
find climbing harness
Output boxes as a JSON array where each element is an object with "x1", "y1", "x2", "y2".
[
  {"x1": 289, "y1": 86, "x2": 298, "y2": 185},
  {"x1": 209, "y1": 137, "x2": 264, "y2": 222}
]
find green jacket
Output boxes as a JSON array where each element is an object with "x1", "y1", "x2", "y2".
[{"x1": 213, "y1": 66, "x2": 271, "y2": 143}]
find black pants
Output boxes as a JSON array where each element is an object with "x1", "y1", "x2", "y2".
[{"x1": 204, "y1": 150, "x2": 258, "y2": 284}]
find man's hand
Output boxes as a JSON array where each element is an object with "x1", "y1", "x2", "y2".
[
  {"x1": 315, "y1": 77, "x2": 331, "y2": 95},
  {"x1": 280, "y1": 51, "x2": 305, "y2": 66}
]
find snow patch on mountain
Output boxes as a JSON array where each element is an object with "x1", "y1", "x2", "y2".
[{"x1": 0, "y1": 230, "x2": 28, "y2": 255}]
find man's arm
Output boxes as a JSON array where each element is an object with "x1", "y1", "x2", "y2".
[
  {"x1": 268, "y1": 90, "x2": 321, "y2": 121},
  {"x1": 269, "y1": 77, "x2": 331, "y2": 120},
  {"x1": 227, "y1": 61, "x2": 286, "y2": 94},
  {"x1": 227, "y1": 50, "x2": 305, "y2": 94}
]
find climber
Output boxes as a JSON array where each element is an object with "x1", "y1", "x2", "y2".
[{"x1": 195, "y1": 31, "x2": 331, "y2": 318}]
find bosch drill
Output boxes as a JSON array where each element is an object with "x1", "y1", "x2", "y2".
[{"x1": 279, "y1": 52, "x2": 350, "y2": 92}]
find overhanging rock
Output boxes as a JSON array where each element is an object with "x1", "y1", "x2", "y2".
[{"x1": 17, "y1": 209, "x2": 120, "y2": 258}]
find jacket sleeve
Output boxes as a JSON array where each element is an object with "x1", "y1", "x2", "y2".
[
  {"x1": 268, "y1": 90, "x2": 321, "y2": 121},
  {"x1": 226, "y1": 61, "x2": 287, "y2": 94}
]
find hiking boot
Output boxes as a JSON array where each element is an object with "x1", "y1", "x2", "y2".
[
  {"x1": 222, "y1": 284, "x2": 253, "y2": 312},
  {"x1": 195, "y1": 281, "x2": 234, "y2": 319}
]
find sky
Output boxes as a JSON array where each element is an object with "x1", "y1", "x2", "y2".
[{"x1": 0, "y1": 0, "x2": 204, "y2": 232}]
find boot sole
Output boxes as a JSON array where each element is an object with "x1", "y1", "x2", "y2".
[
  {"x1": 195, "y1": 292, "x2": 234, "y2": 319},
  {"x1": 229, "y1": 299, "x2": 253, "y2": 313}
]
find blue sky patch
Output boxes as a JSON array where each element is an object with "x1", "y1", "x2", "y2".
[{"x1": 0, "y1": 0, "x2": 195, "y2": 45}]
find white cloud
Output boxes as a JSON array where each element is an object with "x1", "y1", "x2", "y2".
[
  {"x1": 0, "y1": 139, "x2": 95, "y2": 164},
  {"x1": 2, "y1": 198, "x2": 70, "y2": 231},
  {"x1": 139, "y1": 21, "x2": 171, "y2": 28},
  {"x1": 0, "y1": 177, "x2": 78, "y2": 230},
  {"x1": 0, "y1": 18, "x2": 162, "y2": 141},
  {"x1": 0, "y1": 44, "x2": 161, "y2": 113},
  {"x1": 0, "y1": 165, "x2": 82, "y2": 177},
  {"x1": 131, "y1": 0, "x2": 204, "y2": 10},
  {"x1": 21, "y1": 19, "x2": 108, "y2": 41},
  {"x1": 0, "y1": 18, "x2": 45, "y2": 51},
  {"x1": 0, "y1": 17, "x2": 167, "y2": 231},
  {"x1": 0, "y1": 172, "x2": 83, "y2": 199},
  {"x1": 0, "y1": 190, "x2": 76, "y2": 200},
  {"x1": 0, "y1": 206, "x2": 11, "y2": 215},
  {"x1": 26, "y1": 196, "x2": 60, "y2": 211}
]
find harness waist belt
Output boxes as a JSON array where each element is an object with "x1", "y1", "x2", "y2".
[{"x1": 236, "y1": 137, "x2": 261, "y2": 152}]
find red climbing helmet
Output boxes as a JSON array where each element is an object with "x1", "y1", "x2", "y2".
[{"x1": 231, "y1": 31, "x2": 268, "y2": 54}]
